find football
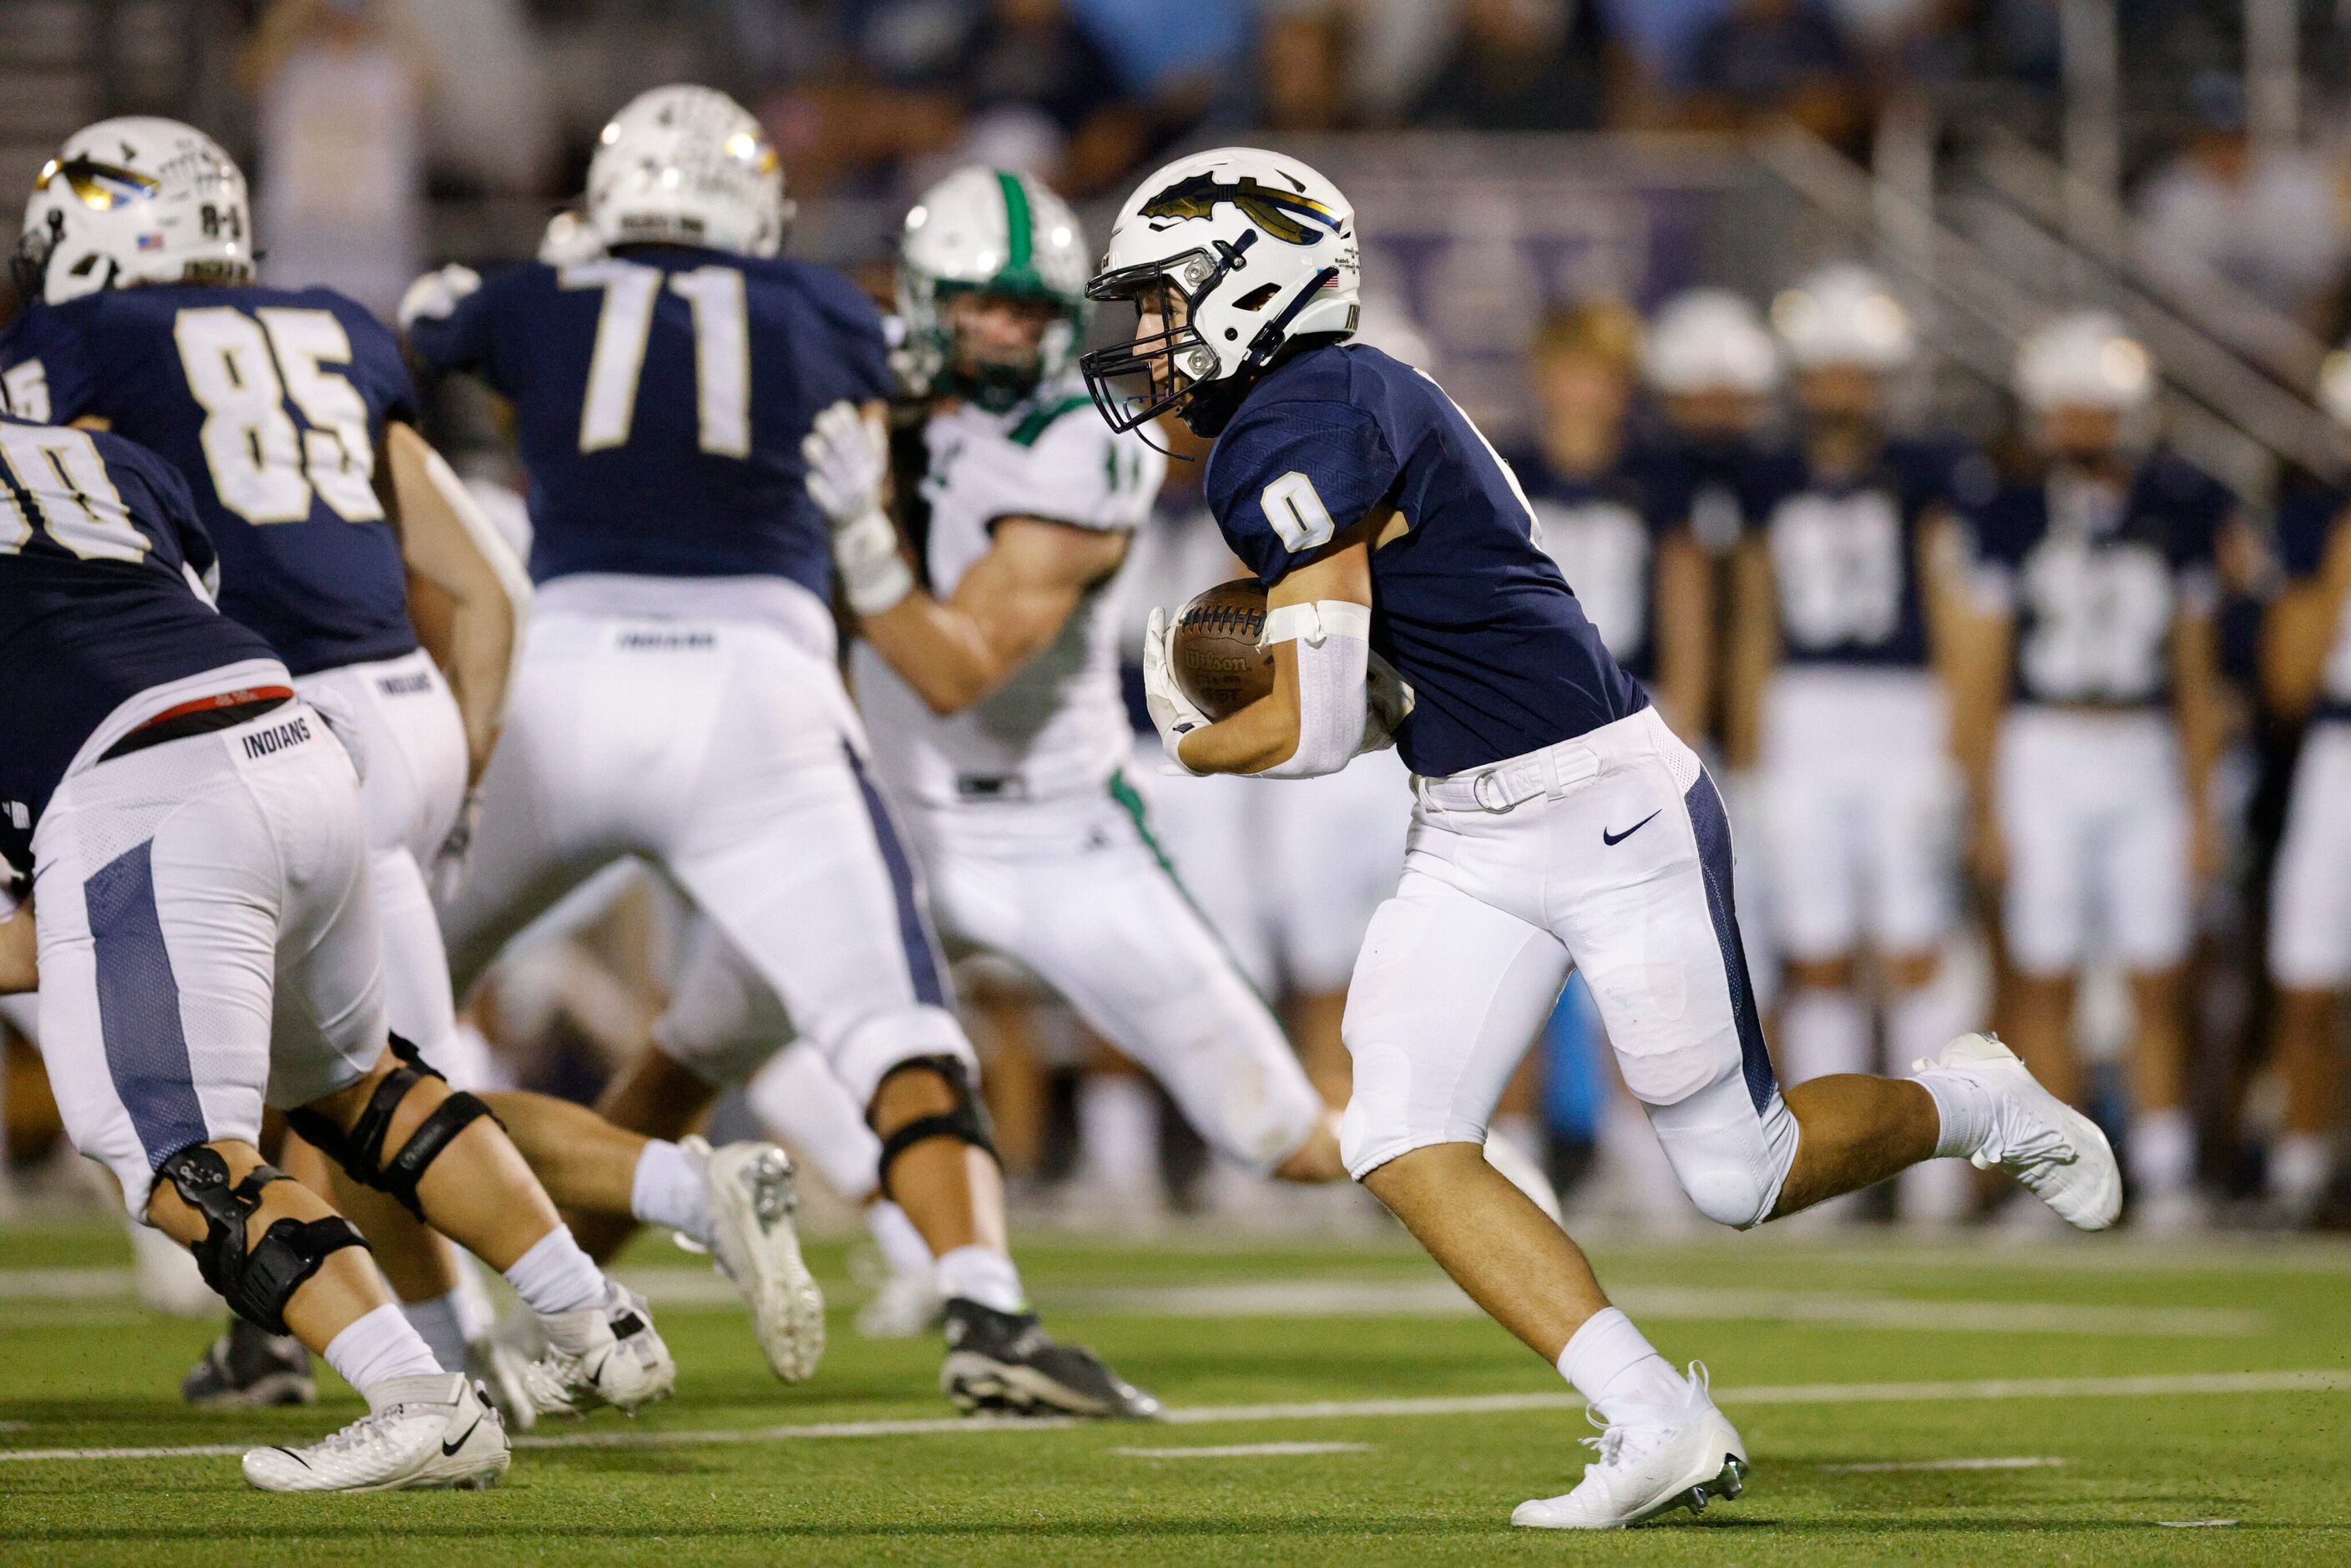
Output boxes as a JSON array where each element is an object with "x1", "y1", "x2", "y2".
[{"x1": 1171, "y1": 579, "x2": 1275, "y2": 721}]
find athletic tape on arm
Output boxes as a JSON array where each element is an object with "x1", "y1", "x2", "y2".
[{"x1": 1259, "y1": 600, "x2": 1371, "y2": 779}]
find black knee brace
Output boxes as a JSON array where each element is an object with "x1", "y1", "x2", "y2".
[
  {"x1": 286, "y1": 1033, "x2": 504, "y2": 1221},
  {"x1": 870, "y1": 1055, "x2": 998, "y2": 1200},
  {"x1": 157, "y1": 1146, "x2": 368, "y2": 1336}
]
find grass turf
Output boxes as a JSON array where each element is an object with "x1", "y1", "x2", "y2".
[{"x1": 2, "y1": 1222, "x2": 2347, "y2": 1565}]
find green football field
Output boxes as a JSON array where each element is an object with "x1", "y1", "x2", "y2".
[{"x1": 3, "y1": 1222, "x2": 2348, "y2": 1565}]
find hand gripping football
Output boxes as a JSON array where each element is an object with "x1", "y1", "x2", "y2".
[{"x1": 1170, "y1": 579, "x2": 1276, "y2": 721}]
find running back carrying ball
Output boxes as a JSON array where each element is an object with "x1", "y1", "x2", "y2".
[{"x1": 1172, "y1": 579, "x2": 1276, "y2": 720}]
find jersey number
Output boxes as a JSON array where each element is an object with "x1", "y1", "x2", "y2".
[
  {"x1": 1769, "y1": 491, "x2": 1904, "y2": 648},
  {"x1": 0, "y1": 422, "x2": 148, "y2": 563},
  {"x1": 563, "y1": 260, "x2": 750, "y2": 457},
  {"x1": 174, "y1": 306, "x2": 383, "y2": 526},
  {"x1": 2019, "y1": 539, "x2": 2175, "y2": 701}
]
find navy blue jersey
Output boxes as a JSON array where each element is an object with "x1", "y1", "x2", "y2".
[
  {"x1": 1509, "y1": 443, "x2": 1688, "y2": 681},
  {"x1": 2274, "y1": 474, "x2": 2351, "y2": 722},
  {"x1": 1631, "y1": 424, "x2": 1785, "y2": 551},
  {"x1": 0, "y1": 414, "x2": 280, "y2": 863},
  {"x1": 1206, "y1": 344, "x2": 1646, "y2": 777},
  {"x1": 1749, "y1": 434, "x2": 1990, "y2": 668},
  {"x1": 0, "y1": 285, "x2": 419, "y2": 676},
  {"x1": 407, "y1": 246, "x2": 891, "y2": 597},
  {"x1": 1969, "y1": 452, "x2": 2229, "y2": 708}
]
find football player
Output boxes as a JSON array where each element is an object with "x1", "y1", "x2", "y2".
[
  {"x1": 1514, "y1": 298, "x2": 1712, "y2": 740},
  {"x1": 2258, "y1": 345, "x2": 2351, "y2": 1223},
  {"x1": 1087, "y1": 145, "x2": 2120, "y2": 1529},
  {"x1": 403, "y1": 92, "x2": 1152, "y2": 1418},
  {"x1": 0, "y1": 408, "x2": 669, "y2": 1490},
  {"x1": 4, "y1": 118, "x2": 806, "y2": 1409},
  {"x1": 1958, "y1": 313, "x2": 2233, "y2": 1230},
  {"x1": 1732, "y1": 266, "x2": 1986, "y2": 1211}
]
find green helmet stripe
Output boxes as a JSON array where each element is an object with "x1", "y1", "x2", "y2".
[{"x1": 995, "y1": 169, "x2": 1039, "y2": 289}]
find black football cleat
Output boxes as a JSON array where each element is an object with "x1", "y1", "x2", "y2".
[
  {"x1": 939, "y1": 1297, "x2": 1160, "y2": 1419},
  {"x1": 182, "y1": 1317, "x2": 317, "y2": 1409}
]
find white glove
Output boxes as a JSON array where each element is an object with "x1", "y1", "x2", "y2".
[
  {"x1": 431, "y1": 785, "x2": 483, "y2": 906},
  {"x1": 397, "y1": 264, "x2": 480, "y2": 333},
  {"x1": 1359, "y1": 651, "x2": 1416, "y2": 756},
  {"x1": 1143, "y1": 606, "x2": 1212, "y2": 774},
  {"x1": 802, "y1": 400, "x2": 913, "y2": 617}
]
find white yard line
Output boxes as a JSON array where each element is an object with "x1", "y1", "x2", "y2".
[
  {"x1": 1821, "y1": 1456, "x2": 2065, "y2": 1473},
  {"x1": 1049, "y1": 1278, "x2": 2268, "y2": 1338},
  {"x1": 1113, "y1": 1442, "x2": 1373, "y2": 1459},
  {"x1": 3, "y1": 1368, "x2": 2344, "y2": 1466},
  {"x1": 3, "y1": 1267, "x2": 2271, "y2": 1336}
]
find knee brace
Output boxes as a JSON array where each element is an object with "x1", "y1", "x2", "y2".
[
  {"x1": 286, "y1": 1033, "x2": 504, "y2": 1221},
  {"x1": 158, "y1": 1146, "x2": 368, "y2": 1336},
  {"x1": 868, "y1": 1055, "x2": 998, "y2": 1201}
]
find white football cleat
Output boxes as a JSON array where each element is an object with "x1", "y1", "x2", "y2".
[
  {"x1": 465, "y1": 1333, "x2": 538, "y2": 1432},
  {"x1": 702, "y1": 1139, "x2": 827, "y2": 1381},
  {"x1": 243, "y1": 1373, "x2": 508, "y2": 1493},
  {"x1": 1917, "y1": 1032, "x2": 2121, "y2": 1232},
  {"x1": 1513, "y1": 1365, "x2": 1746, "y2": 1530},
  {"x1": 522, "y1": 1284, "x2": 676, "y2": 1417},
  {"x1": 857, "y1": 1263, "x2": 944, "y2": 1339}
]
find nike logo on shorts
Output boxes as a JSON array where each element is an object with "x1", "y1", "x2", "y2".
[{"x1": 1602, "y1": 810, "x2": 1661, "y2": 847}]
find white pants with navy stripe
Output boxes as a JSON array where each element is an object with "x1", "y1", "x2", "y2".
[
  {"x1": 294, "y1": 647, "x2": 490, "y2": 1089},
  {"x1": 441, "y1": 608, "x2": 973, "y2": 1105},
  {"x1": 34, "y1": 701, "x2": 386, "y2": 1216},
  {"x1": 1342, "y1": 706, "x2": 1798, "y2": 1229},
  {"x1": 655, "y1": 775, "x2": 1327, "y2": 1175}
]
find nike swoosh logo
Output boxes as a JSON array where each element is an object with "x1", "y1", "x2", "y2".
[
  {"x1": 442, "y1": 1417, "x2": 481, "y2": 1456},
  {"x1": 1602, "y1": 811, "x2": 1661, "y2": 847}
]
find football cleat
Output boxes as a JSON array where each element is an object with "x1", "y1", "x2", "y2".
[
  {"x1": 520, "y1": 1284, "x2": 676, "y2": 1417},
  {"x1": 700, "y1": 1138, "x2": 827, "y2": 1382},
  {"x1": 1513, "y1": 1364, "x2": 1747, "y2": 1530},
  {"x1": 857, "y1": 1263, "x2": 945, "y2": 1340},
  {"x1": 1917, "y1": 1033, "x2": 2122, "y2": 1231},
  {"x1": 939, "y1": 1298, "x2": 1160, "y2": 1419},
  {"x1": 242, "y1": 1372, "x2": 508, "y2": 1493},
  {"x1": 182, "y1": 1318, "x2": 316, "y2": 1409},
  {"x1": 465, "y1": 1332, "x2": 537, "y2": 1432}
]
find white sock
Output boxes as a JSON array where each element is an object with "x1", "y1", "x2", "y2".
[
  {"x1": 2129, "y1": 1108, "x2": 2195, "y2": 1196},
  {"x1": 630, "y1": 1139, "x2": 713, "y2": 1247},
  {"x1": 450, "y1": 1251, "x2": 496, "y2": 1344},
  {"x1": 867, "y1": 1201, "x2": 935, "y2": 1279},
  {"x1": 1075, "y1": 1075, "x2": 1161, "y2": 1200},
  {"x1": 936, "y1": 1244, "x2": 1025, "y2": 1313},
  {"x1": 1557, "y1": 1307, "x2": 1684, "y2": 1417},
  {"x1": 324, "y1": 1303, "x2": 444, "y2": 1404},
  {"x1": 1780, "y1": 986, "x2": 1872, "y2": 1084},
  {"x1": 1913, "y1": 1066, "x2": 1996, "y2": 1161},
  {"x1": 2270, "y1": 1134, "x2": 2334, "y2": 1215},
  {"x1": 401, "y1": 1292, "x2": 469, "y2": 1373},
  {"x1": 502, "y1": 1225, "x2": 608, "y2": 1318}
]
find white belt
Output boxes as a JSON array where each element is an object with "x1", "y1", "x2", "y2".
[{"x1": 1414, "y1": 733, "x2": 1605, "y2": 814}]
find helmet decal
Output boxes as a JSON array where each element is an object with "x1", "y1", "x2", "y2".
[{"x1": 1137, "y1": 172, "x2": 1341, "y2": 246}]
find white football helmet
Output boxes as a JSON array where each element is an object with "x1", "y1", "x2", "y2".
[
  {"x1": 584, "y1": 86, "x2": 791, "y2": 258},
  {"x1": 20, "y1": 117, "x2": 252, "y2": 304},
  {"x1": 898, "y1": 166, "x2": 1090, "y2": 412},
  {"x1": 1772, "y1": 263, "x2": 1914, "y2": 372},
  {"x1": 2014, "y1": 311, "x2": 2155, "y2": 413},
  {"x1": 2317, "y1": 342, "x2": 2351, "y2": 427},
  {"x1": 1082, "y1": 146, "x2": 1360, "y2": 436},
  {"x1": 1642, "y1": 288, "x2": 1782, "y2": 397}
]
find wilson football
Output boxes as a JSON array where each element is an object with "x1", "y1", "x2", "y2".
[{"x1": 1170, "y1": 579, "x2": 1275, "y2": 721}]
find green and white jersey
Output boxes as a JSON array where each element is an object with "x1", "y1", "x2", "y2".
[{"x1": 853, "y1": 378, "x2": 1165, "y2": 807}]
